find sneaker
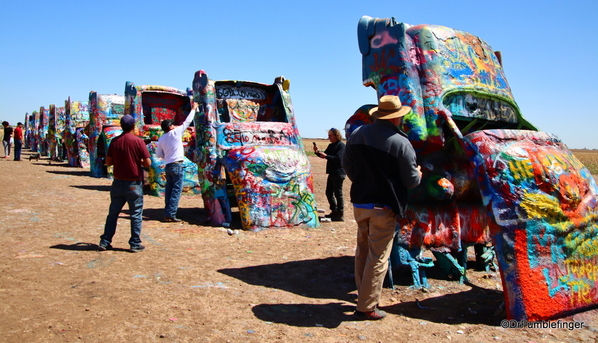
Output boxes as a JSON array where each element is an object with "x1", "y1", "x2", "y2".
[
  {"x1": 354, "y1": 308, "x2": 387, "y2": 320},
  {"x1": 98, "y1": 243, "x2": 113, "y2": 251},
  {"x1": 130, "y1": 245, "x2": 146, "y2": 253},
  {"x1": 163, "y1": 217, "x2": 182, "y2": 222}
]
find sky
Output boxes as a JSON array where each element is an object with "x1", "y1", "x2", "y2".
[{"x1": 1, "y1": 0, "x2": 597, "y2": 149}]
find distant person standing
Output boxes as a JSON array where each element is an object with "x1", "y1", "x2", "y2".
[
  {"x1": 313, "y1": 128, "x2": 346, "y2": 221},
  {"x1": 342, "y1": 95, "x2": 422, "y2": 320},
  {"x1": 13, "y1": 122, "x2": 23, "y2": 161},
  {"x1": 2, "y1": 121, "x2": 13, "y2": 159},
  {"x1": 156, "y1": 102, "x2": 198, "y2": 222},
  {"x1": 99, "y1": 115, "x2": 151, "y2": 252}
]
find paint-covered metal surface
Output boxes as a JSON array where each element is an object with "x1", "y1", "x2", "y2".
[
  {"x1": 64, "y1": 98, "x2": 90, "y2": 168},
  {"x1": 27, "y1": 111, "x2": 39, "y2": 152},
  {"x1": 88, "y1": 92, "x2": 125, "y2": 178},
  {"x1": 193, "y1": 70, "x2": 319, "y2": 231},
  {"x1": 146, "y1": 142, "x2": 200, "y2": 197},
  {"x1": 124, "y1": 82, "x2": 200, "y2": 196},
  {"x1": 48, "y1": 105, "x2": 66, "y2": 161},
  {"x1": 357, "y1": 16, "x2": 534, "y2": 154},
  {"x1": 355, "y1": 16, "x2": 598, "y2": 320},
  {"x1": 463, "y1": 130, "x2": 598, "y2": 320},
  {"x1": 38, "y1": 107, "x2": 50, "y2": 156}
]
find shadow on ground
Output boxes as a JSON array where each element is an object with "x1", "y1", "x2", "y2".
[
  {"x1": 385, "y1": 283, "x2": 504, "y2": 325},
  {"x1": 47, "y1": 169, "x2": 94, "y2": 177},
  {"x1": 220, "y1": 256, "x2": 505, "y2": 327},
  {"x1": 252, "y1": 303, "x2": 356, "y2": 328},
  {"x1": 49, "y1": 242, "x2": 131, "y2": 253},
  {"x1": 71, "y1": 185, "x2": 112, "y2": 192},
  {"x1": 142, "y1": 207, "x2": 210, "y2": 225}
]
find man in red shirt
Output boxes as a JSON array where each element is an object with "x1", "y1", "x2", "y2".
[
  {"x1": 99, "y1": 115, "x2": 151, "y2": 252},
  {"x1": 13, "y1": 122, "x2": 23, "y2": 161}
]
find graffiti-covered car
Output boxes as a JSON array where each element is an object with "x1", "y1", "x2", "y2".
[
  {"x1": 64, "y1": 97, "x2": 90, "y2": 168},
  {"x1": 192, "y1": 70, "x2": 319, "y2": 231},
  {"x1": 124, "y1": 82, "x2": 200, "y2": 197},
  {"x1": 38, "y1": 106, "x2": 49, "y2": 156},
  {"x1": 88, "y1": 92, "x2": 126, "y2": 178},
  {"x1": 48, "y1": 104, "x2": 66, "y2": 162},
  {"x1": 352, "y1": 16, "x2": 598, "y2": 321},
  {"x1": 26, "y1": 111, "x2": 39, "y2": 152}
]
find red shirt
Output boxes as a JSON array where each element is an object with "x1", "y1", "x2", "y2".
[
  {"x1": 107, "y1": 132, "x2": 150, "y2": 181},
  {"x1": 14, "y1": 126, "x2": 23, "y2": 140}
]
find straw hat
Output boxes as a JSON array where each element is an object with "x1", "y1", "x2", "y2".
[{"x1": 369, "y1": 95, "x2": 411, "y2": 119}]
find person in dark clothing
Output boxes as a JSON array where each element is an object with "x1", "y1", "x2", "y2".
[
  {"x1": 2, "y1": 121, "x2": 13, "y2": 159},
  {"x1": 313, "y1": 128, "x2": 346, "y2": 221},
  {"x1": 342, "y1": 95, "x2": 422, "y2": 320}
]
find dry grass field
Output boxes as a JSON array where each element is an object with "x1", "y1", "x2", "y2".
[{"x1": 572, "y1": 149, "x2": 598, "y2": 175}]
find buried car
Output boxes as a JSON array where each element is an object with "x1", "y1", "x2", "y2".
[
  {"x1": 64, "y1": 97, "x2": 90, "y2": 168},
  {"x1": 351, "y1": 16, "x2": 598, "y2": 321},
  {"x1": 124, "y1": 82, "x2": 200, "y2": 197},
  {"x1": 192, "y1": 70, "x2": 319, "y2": 231},
  {"x1": 88, "y1": 92, "x2": 126, "y2": 178}
]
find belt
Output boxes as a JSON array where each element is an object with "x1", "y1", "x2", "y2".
[{"x1": 167, "y1": 160, "x2": 184, "y2": 165}]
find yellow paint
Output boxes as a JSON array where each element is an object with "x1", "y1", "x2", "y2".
[
  {"x1": 565, "y1": 258, "x2": 598, "y2": 280},
  {"x1": 568, "y1": 279, "x2": 593, "y2": 306},
  {"x1": 520, "y1": 192, "x2": 563, "y2": 220},
  {"x1": 509, "y1": 159, "x2": 533, "y2": 180}
]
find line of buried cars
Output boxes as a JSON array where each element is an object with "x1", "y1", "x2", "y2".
[{"x1": 25, "y1": 71, "x2": 320, "y2": 232}]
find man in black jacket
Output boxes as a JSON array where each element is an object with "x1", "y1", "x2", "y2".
[{"x1": 342, "y1": 95, "x2": 422, "y2": 320}]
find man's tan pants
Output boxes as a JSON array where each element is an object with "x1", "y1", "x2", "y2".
[{"x1": 353, "y1": 207, "x2": 396, "y2": 312}]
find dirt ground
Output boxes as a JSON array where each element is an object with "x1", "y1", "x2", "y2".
[{"x1": 1, "y1": 142, "x2": 598, "y2": 343}]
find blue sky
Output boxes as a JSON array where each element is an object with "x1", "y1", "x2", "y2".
[{"x1": 1, "y1": 0, "x2": 597, "y2": 148}]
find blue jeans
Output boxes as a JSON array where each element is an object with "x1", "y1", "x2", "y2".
[
  {"x1": 100, "y1": 180, "x2": 144, "y2": 248},
  {"x1": 164, "y1": 162, "x2": 184, "y2": 218},
  {"x1": 2, "y1": 140, "x2": 11, "y2": 157},
  {"x1": 14, "y1": 139, "x2": 22, "y2": 160}
]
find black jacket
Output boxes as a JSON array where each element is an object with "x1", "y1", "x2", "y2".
[
  {"x1": 323, "y1": 140, "x2": 346, "y2": 176},
  {"x1": 342, "y1": 119, "x2": 420, "y2": 216}
]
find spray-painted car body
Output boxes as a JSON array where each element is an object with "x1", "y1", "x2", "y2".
[
  {"x1": 354, "y1": 16, "x2": 598, "y2": 321},
  {"x1": 48, "y1": 105, "x2": 66, "y2": 161},
  {"x1": 124, "y1": 82, "x2": 200, "y2": 197},
  {"x1": 37, "y1": 106, "x2": 49, "y2": 156},
  {"x1": 27, "y1": 111, "x2": 39, "y2": 152},
  {"x1": 192, "y1": 70, "x2": 319, "y2": 231},
  {"x1": 64, "y1": 98, "x2": 90, "y2": 168},
  {"x1": 88, "y1": 92, "x2": 125, "y2": 178}
]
